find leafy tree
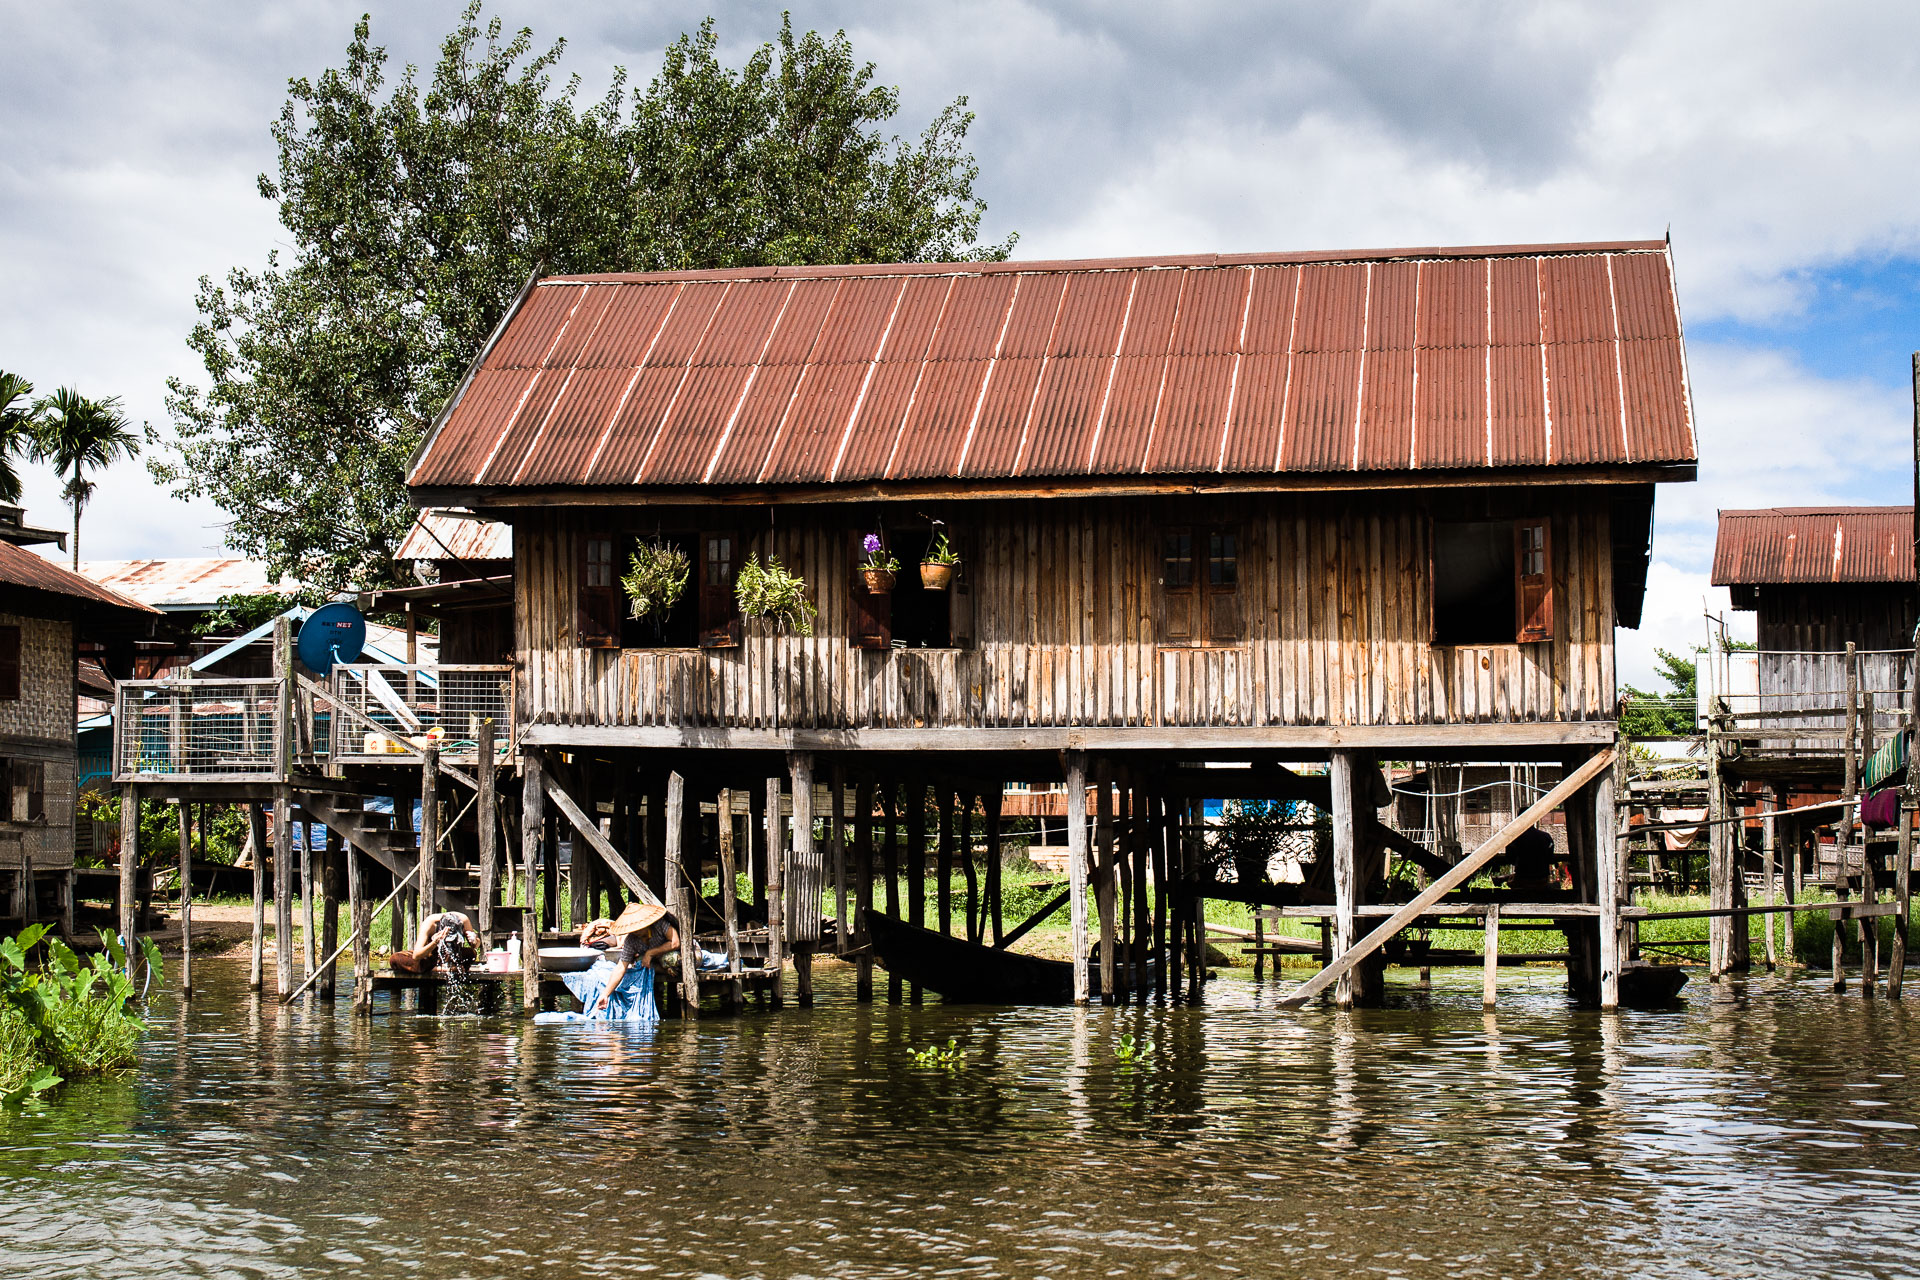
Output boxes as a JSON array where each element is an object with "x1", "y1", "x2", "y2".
[
  {"x1": 29, "y1": 388, "x2": 138, "y2": 567},
  {"x1": 0, "y1": 372, "x2": 34, "y2": 504},
  {"x1": 1620, "y1": 647, "x2": 1698, "y2": 737},
  {"x1": 159, "y1": 5, "x2": 1014, "y2": 592}
]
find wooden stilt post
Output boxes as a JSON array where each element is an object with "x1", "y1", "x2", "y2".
[
  {"x1": 1761, "y1": 784, "x2": 1778, "y2": 969},
  {"x1": 667, "y1": 771, "x2": 697, "y2": 1019},
  {"x1": 766, "y1": 774, "x2": 786, "y2": 1009},
  {"x1": 1132, "y1": 786, "x2": 1150, "y2": 1004},
  {"x1": 476, "y1": 718, "x2": 497, "y2": 949},
  {"x1": 347, "y1": 841, "x2": 370, "y2": 1011},
  {"x1": 419, "y1": 744, "x2": 439, "y2": 937},
  {"x1": 320, "y1": 840, "x2": 340, "y2": 1000},
  {"x1": 750, "y1": 781, "x2": 768, "y2": 909},
  {"x1": 1188, "y1": 798, "x2": 1206, "y2": 1002},
  {"x1": 118, "y1": 785, "x2": 139, "y2": 957},
  {"x1": 985, "y1": 788, "x2": 1004, "y2": 946},
  {"x1": 1066, "y1": 752, "x2": 1090, "y2": 1006},
  {"x1": 248, "y1": 802, "x2": 266, "y2": 992},
  {"x1": 883, "y1": 784, "x2": 900, "y2": 1005},
  {"x1": 1330, "y1": 751, "x2": 1358, "y2": 1009},
  {"x1": 905, "y1": 780, "x2": 924, "y2": 1005},
  {"x1": 1152, "y1": 792, "x2": 1169, "y2": 997},
  {"x1": 936, "y1": 788, "x2": 954, "y2": 937},
  {"x1": 831, "y1": 763, "x2": 847, "y2": 955},
  {"x1": 1782, "y1": 817, "x2": 1798, "y2": 966},
  {"x1": 1597, "y1": 752, "x2": 1621, "y2": 1011},
  {"x1": 1483, "y1": 904, "x2": 1501, "y2": 1009},
  {"x1": 298, "y1": 819, "x2": 316, "y2": 984},
  {"x1": 176, "y1": 802, "x2": 192, "y2": 996},
  {"x1": 959, "y1": 793, "x2": 979, "y2": 944},
  {"x1": 542, "y1": 808, "x2": 559, "y2": 934},
  {"x1": 273, "y1": 790, "x2": 293, "y2": 995},
  {"x1": 855, "y1": 777, "x2": 875, "y2": 1002},
  {"x1": 1836, "y1": 643, "x2": 1858, "y2": 990},
  {"x1": 1094, "y1": 761, "x2": 1115, "y2": 1003},
  {"x1": 521, "y1": 750, "x2": 545, "y2": 1011},
  {"x1": 789, "y1": 754, "x2": 813, "y2": 1008},
  {"x1": 1168, "y1": 794, "x2": 1185, "y2": 1000},
  {"x1": 1862, "y1": 686, "x2": 1879, "y2": 990},
  {"x1": 1893, "y1": 803, "x2": 1913, "y2": 998},
  {"x1": 1707, "y1": 712, "x2": 1729, "y2": 978},
  {"x1": 716, "y1": 788, "x2": 743, "y2": 1011}
]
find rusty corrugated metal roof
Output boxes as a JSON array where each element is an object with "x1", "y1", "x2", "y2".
[
  {"x1": 395, "y1": 510, "x2": 513, "y2": 563},
  {"x1": 4, "y1": 544, "x2": 161, "y2": 616},
  {"x1": 76, "y1": 557, "x2": 292, "y2": 610},
  {"x1": 410, "y1": 241, "x2": 1698, "y2": 493},
  {"x1": 1712, "y1": 508, "x2": 1915, "y2": 584}
]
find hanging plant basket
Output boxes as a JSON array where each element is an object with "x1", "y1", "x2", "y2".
[
  {"x1": 861, "y1": 568, "x2": 897, "y2": 593},
  {"x1": 919, "y1": 562, "x2": 955, "y2": 592}
]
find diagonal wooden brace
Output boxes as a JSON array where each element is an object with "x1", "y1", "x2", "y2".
[{"x1": 1277, "y1": 747, "x2": 1616, "y2": 1009}]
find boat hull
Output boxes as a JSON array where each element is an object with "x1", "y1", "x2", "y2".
[{"x1": 864, "y1": 912, "x2": 1152, "y2": 1005}]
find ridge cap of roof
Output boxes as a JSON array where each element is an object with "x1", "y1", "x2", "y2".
[
  {"x1": 1719, "y1": 505, "x2": 1914, "y2": 517},
  {"x1": 542, "y1": 239, "x2": 1671, "y2": 287}
]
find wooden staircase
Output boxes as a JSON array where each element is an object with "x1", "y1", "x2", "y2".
[{"x1": 296, "y1": 788, "x2": 523, "y2": 929}]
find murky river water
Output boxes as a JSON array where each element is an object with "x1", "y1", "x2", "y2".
[{"x1": 3, "y1": 959, "x2": 1919, "y2": 1278}]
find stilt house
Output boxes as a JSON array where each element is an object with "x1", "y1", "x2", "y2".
[{"x1": 399, "y1": 239, "x2": 1698, "y2": 1009}]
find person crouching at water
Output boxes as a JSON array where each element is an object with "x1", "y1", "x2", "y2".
[
  {"x1": 567, "y1": 901, "x2": 677, "y2": 1023},
  {"x1": 389, "y1": 910, "x2": 479, "y2": 975}
]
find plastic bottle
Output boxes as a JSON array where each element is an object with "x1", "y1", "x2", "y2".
[{"x1": 505, "y1": 932, "x2": 522, "y2": 970}]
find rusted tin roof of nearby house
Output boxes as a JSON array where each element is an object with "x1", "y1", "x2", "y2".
[
  {"x1": 77, "y1": 557, "x2": 295, "y2": 611},
  {"x1": 0, "y1": 542, "x2": 162, "y2": 617},
  {"x1": 408, "y1": 240, "x2": 1698, "y2": 495},
  {"x1": 396, "y1": 509, "x2": 513, "y2": 562},
  {"x1": 1712, "y1": 507, "x2": 1915, "y2": 584}
]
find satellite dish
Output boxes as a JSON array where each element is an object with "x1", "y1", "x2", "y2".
[{"x1": 297, "y1": 603, "x2": 367, "y2": 676}]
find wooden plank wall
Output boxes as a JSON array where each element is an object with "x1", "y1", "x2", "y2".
[{"x1": 515, "y1": 493, "x2": 1617, "y2": 731}]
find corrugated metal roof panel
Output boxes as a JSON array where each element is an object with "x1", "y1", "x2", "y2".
[
  {"x1": 408, "y1": 242, "x2": 1699, "y2": 492},
  {"x1": 78, "y1": 558, "x2": 292, "y2": 608},
  {"x1": 394, "y1": 512, "x2": 511, "y2": 563},
  {"x1": 7, "y1": 544, "x2": 161, "y2": 615},
  {"x1": 1713, "y1": 508, "x2": 1916, "y2": 585}
]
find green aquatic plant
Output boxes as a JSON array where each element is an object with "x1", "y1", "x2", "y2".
[
  {"x1": 0, "y1": 925, "x2": 160, "y2": 1104},
  {"x1": 909, "y1": 1038, "x2": 966, "y2": 1070},
  {"x1": 1114, "y1": 1033, "x2": 1154, "y2": 1067}
]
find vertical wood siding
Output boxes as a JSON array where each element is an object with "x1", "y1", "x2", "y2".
[{"x1": 515, "y1": 494, "x2": 1617, "y2": 730}]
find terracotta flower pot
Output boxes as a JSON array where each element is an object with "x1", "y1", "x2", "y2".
[
  {"x1": 919, "y1": 562, "x2": 956, "y2": 591},
  {"x1": 860, "y1": 568, "x2": 896, "y2": 593}
]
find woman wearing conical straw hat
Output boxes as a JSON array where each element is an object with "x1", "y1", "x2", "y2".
[{"x1": 562, "y1": 901, "x2": 678, "y2": 1023}]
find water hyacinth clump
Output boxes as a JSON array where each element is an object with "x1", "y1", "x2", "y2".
[{"x1": 0, "y1": 926, "x2": 160, "y2": 1105}]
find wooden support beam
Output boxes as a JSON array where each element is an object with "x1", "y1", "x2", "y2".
[
  {"x1": 273, "y1": 789, "x2": 293, "y2": 996},
  {"x1": 542, "y1": 769, "x2": 662, "y2": 908},
  {"x1": 717, "y1": 789, "x2": 743, "y2": 1011},
  {"x1": 831, "y1": 763, "x2": 847, "y2": 955},
  {"x1": 1066, "y1": 752, "x2": 1089, "y2": 1006},
  {"x1": 176, "y1": 803, "x2": 192, "y2": 997},
  {"x1": 883, "y1": 785, "x2": 900, "y2": 1005},
  {"x1": 787, "y1": 754, "x2": 813, "y2": 1008},
  {"x1": 1330, "y1": 751, "x2": 1358, "y2": 1009},
  {"x1": 667, "y1": 771, "x2": 697, "y2": 1019},
  {"x1": 419, "y1": 744, "x2": 439, "y2": 933},
  {"x1": 996, "y1": 888, "x2": 1072, "y2": 951},
  {"x1": 985, "y1": 788, "x2": 1004, "y2": 946},
  {"x1": 937, "y1": 787, "x2": 954, "y2": 937},
  {"x1": 520, "y1": 751, "x2": 544, "y2": 1010},
  {"x1": 855, "y1": 776, "x2": 875, "y2": 1003},
  {"x1": 904, "y1": 779, "x2": 924, "y2": 1006},
  {"x1": 1482, "y1": 905, "x2": 1500, "y2": 1009},
  {"x1": 1095, "y1": 763, "x2": 1115, "y2": 1003},
  {"x1": 347, "y1": 840, "x2": 369, "y2": 1011},
  {"x1": 248, "y1": 803, "x2": 266, "y2": 992},
  {"x1": 1596, "y1": 758, "x2": 1620, "y2": 1010},
  {"x1": 1131, "y1": 787, "x2": 1150, "y2": 1005},
  {"x1": 1279, "y1": 748, "x2": 1617, "y2": 1010},
  {"x1": 767, "y1": 773, "x2": 787, "y2": 1009},
  {"x1": 476, "y1": 718, "x2": 497, "y2": 947}
]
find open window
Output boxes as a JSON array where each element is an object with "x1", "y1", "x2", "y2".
[
  {"x1": 602, "y1": 531, "x2": 741, "y2": 650},
  {"x1": 0, "y1": 625, "x2": 18, "y2": 700},
  {"x1": 1161, "y1": 526, "x2": 1239, "y2": 645},
  {"x1": 5, "y1": 759, "x2": 44, "y2": 823},
  {"x1": 850, "y1": 528, "x2": 971, "y2": 651},
  {"x1": 1432, "y1": 518, "x2": 1553, "y2": 645}
]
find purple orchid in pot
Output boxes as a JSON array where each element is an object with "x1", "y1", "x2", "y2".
[{"x1": 858, "y1": 532, "x2": 898, "y2": 593}]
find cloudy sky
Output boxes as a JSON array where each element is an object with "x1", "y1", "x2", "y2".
[{"x1": 5, "y1": 1, "x2": 1918, "y2": 685}]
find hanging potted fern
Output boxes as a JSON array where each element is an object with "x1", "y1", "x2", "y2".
[
  {"x1": 735, "y1": 553, "x2": 817, "y2": 636},
  {"x1": 919, "y1": 525, "x2": 960, "y2": 591},
  {"x1": 621, "y1": 539, "x2": 690, "y2": 623},
  {"x1": 858, "y1": 533, "x2": 898, "y2": 593}
]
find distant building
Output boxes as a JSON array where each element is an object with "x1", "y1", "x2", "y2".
[{"x1": 0, "y1": 507, "x2": 159, "y2": 929}]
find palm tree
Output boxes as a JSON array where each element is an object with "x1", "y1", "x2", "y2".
[
  {"x1": 30, "y1": 388, "x2": 139, "y2": 568},
  {"x1": 0, "y1": 372, "x2": 36, "y2": 504}
]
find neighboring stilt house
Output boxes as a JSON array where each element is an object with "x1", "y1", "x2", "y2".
[
  {"x1": 0, "y1": 506, "x2": 160, "y2": 931},
  {"x1": 402, "y1": 239, "x2": 1699, "y2": 1010}
]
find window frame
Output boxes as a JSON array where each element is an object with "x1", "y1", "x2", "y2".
[
  {"x1": 1428, "y1": 516, "x2": 1555, "y2": 647},
  {"x1": 1159, "y1": 524, "x2": 1239, "y2": 646},
  {"x1": 0, "y1": 625, "x2": 18, "y2": 701}
]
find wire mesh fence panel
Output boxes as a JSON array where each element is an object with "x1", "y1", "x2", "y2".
[
  {"x1": 328, "y1": 664, "x2": 513, "y2": 763},
  {"x1": 115, "y1": 680, "x2": 283, "y2": 779}
]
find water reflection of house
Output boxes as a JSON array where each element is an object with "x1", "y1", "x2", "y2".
[{"x1": 0, "y1": 506, "x2": 159, "y2": 929}]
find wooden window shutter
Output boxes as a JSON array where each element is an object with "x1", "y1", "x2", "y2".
[
  {"x1": 1160, "y1": 529, "x2": 1196, "y2": 643},
  {"x1": 0, "y1": 626, "x2": 17, "y2": 700},
  {"x1": 1514, "y1": 519, "x2": 1553, "y2": 643},
  {"x1": 1206, "y1": 527, "x2": 1241, "y2": 643},
  {"x1": 698, "y1": 532, "x2": 741, "y2": 648},
  {"x1": 577, "y1": 534, "x2": 620, "y2": 648},
  {"x1": 850, "y1": 532, "x2": 892, "y2": 650}
]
